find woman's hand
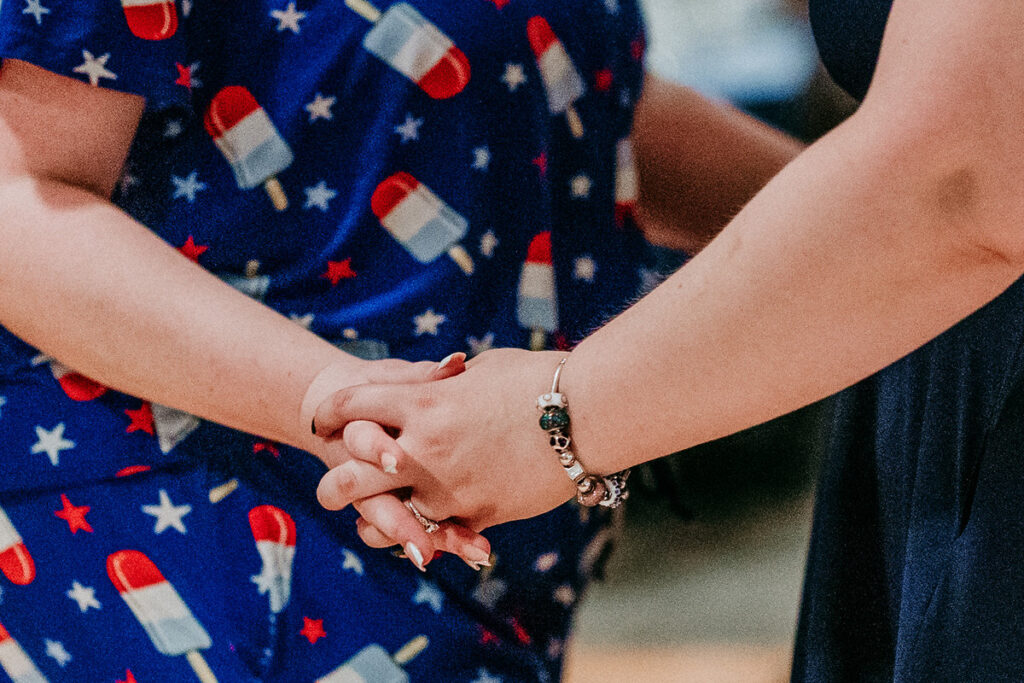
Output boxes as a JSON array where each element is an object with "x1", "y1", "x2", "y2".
[{"x1": 312, "y1": 349, "x2": 582, "y2": 536}]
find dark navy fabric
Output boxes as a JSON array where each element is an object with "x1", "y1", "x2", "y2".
[
  {"x1": 0, "y1": 1, "x2": 648, "y2": 680},
  {"x1": 796, "y1": 2, "x2": 1024, "y2": 680}
]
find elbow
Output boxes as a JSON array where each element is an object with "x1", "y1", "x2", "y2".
[{"x1": 849, "y1": 95, "x2": 1024, "y2": 271}]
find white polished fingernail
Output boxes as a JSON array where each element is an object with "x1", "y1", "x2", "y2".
[
  {"x1": 381, "y1": 452, "x2": 398, "y2": 474},
  {"x1": 438, "y1": 353, "x2": 459, "y2": 370},
  {"x1": 406, "y1": 542, "x2": 426, "y2": 572}
]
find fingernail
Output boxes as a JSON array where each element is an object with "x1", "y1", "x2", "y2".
[
  {"x1": 406, "y1": 542, "x2": 427, "y2": 572},
  {"x1": 310, "y1": 417, "x2": 317, "y2": 435},
  {"x1": 381, "y1": 452, "x2": 398, "y2": 474},
  {"x1": 437, "y1": 352, "x2": 464, "y2": 371},
  {"x1": 461, "y1": 545, "x2": 492, "y2": 566}
]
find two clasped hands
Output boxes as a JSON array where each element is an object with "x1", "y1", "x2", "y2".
[{"x1": 304, "y1": 347, "x2": 582, "y2": 572}]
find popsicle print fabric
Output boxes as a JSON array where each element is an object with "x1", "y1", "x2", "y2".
[{"x1": 0, "y1": 0, "x2": 649, "y2": 680}]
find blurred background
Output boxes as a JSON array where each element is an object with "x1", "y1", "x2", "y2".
[{"x1": 564, "y1": 1, "x2": 857, "y2": 680}]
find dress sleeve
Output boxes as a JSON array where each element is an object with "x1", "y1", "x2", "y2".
[{"x1": 0, "y1": 0, "x2": 191, "y2": 111}]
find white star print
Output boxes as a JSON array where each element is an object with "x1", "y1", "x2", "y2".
[
  {"x1": 303, "y1": 181, "x2": 337, "y2": 211},
  {"x1": 45, "y1": 639, "x2": 72, "y2": 667},
  {"x1": 342, "y1": 328, "x2": 359, "y2": 340},
  {"x1": 479, "y1": 230, "x2": 499, "y2": 257},
  {"x1": 31, "y1": 423, "x2": 74, "y2": 467},
  {"x1": 72, "y1": 50, "x2": 116, "y2": 86},
  {"x1": 142, "y1": 489, "x2": 192, "y2": 534},
  {"x1": 502, "y1": 63, "x2": 527, "y2": 92},
  {"x1": 573, "y1": 256, "x2": 596, "y2": 283},
  {"x1": 164, "y1": 119, "x2": 184, "y2": 138},
  {"x1": 342, "y1": 549, "x2": 365, "y2": 576},
  {"x1": 414, "y1": 309, "x2": 446, "y2": 336},
  {"x1": 553, "y1": 584, "x2": 576, "y2": 606},
  {"x1": 270, "y1": 2, "x2": 306, "y2": 33},
  {"x1": 639, "y1": 266, "x2": 663, "y2": 293},
  {"x1": 178, "y1": 61, "x2": 202, "y2": 89},
  {"x1": 171, "y1": 171, "x2": 207, "y2": 202},
  {"x1": 534, "y1": 552, "x2": 559, "y2": 572},
  {"x1": 472, "y1": 146, "x2": 491, "y2": 171},
  {"x1": 305, "y1": 93, "x2": 336, "y2": 122},
  {"x1": 603, "y1": 0, "x2": 620, "y2": 13},
  {"x1": 181, "y1": 0, "x2": 193, "y2": 16},
  {"x1": 412, "y1": 579, "x2": 444, "y2": 613},
  {"x1": 467, "y1": 332, "x2": 495, "y2": 357},
  {"x1": 472, "y1": 577, "x2": 507, "y2": 609},
  {"x1": 547, "y1": 639, "x2": 564, "y2": 660},
  {"x1": 570, "y1": 173, "x2": 592, "y2": 199},
  {"x1": 0, "y1": 396, "x2": 6, "y2": 418},
  {"x1": 66, "y1": 581, "x2": 101, "y2": 613},
  {"x1": 22, "y1": 0, "x2": 50, "y2": 24},
  {"x1": 394, "y1": 113, "x2": 423, "y2": 143},
  {"x1": 471, "y1": 667, "x2": 503, "y2": 683},
  {"x1": 290, "y1": 313, "x2": 315, "y2": 329}
]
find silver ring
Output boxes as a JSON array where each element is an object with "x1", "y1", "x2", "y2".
[{"x1": 404, "y1": 499, "x2": 440, "y2": 534}]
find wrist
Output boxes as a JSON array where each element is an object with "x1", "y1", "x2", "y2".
[
  {"x1": 538, "y1": 352, "x2": 630, "y2": 508},
  {"x1": 295, "y1": 355, "x2": 371, "y2": 456}
]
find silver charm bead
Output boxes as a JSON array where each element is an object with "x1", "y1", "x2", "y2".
[
  {"x1": 537, "y1": 391, "x2": 567, "y2": 410},
  {"x1": 550, "y1": 432, "x2": 572, "y2": 452},
  {"x1": 558, "y1": 451, "x2": 576, "y2": 467},
  {"x1": 576, "y1": 475, "x2": 608, "y2": 507},
  {"x1": 564, "y1": 461, "x2": 585, "y2": 482}
]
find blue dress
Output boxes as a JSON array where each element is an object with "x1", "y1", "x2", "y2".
[
  {"x1": 796, "y1": 1, "x2": 1024, "y2": 679},
  {"x1": 0, "y1": 1, "x2": 649, "y2": 680}
]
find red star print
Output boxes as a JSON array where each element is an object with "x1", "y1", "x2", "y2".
[
  {"x1": 479, "y1": 626, "x2": 500, "y2": 645},
  {"x1": 253, "y1": 440, "x2": 280, "y2": 458},
  {"x1": 488, "y1": 0, "x2": 510, "y2": 7},
  {"x1": 54, "y1": 494, "x2": 93, "y2": 534},
  {"x1": 178, "y1": 236, "x2": 209, "y2": 262},
  {"x1": 300, "y1": 617, "x2": 326, "y2": 644},
  {"x1": 532, "y1": 152, "x2": 548, "y2": 177},
  {"x1": 116, "y1": 465, "x2": 153, "y2": 478},
  {"x1": 117, "y1": 670, "x2": 138, "y2": 683},
  {"x1": 174, "y1": 63, "x2": 194, "y2": 90},
  {"x1": 594, "y1": 68, "x2": 613, "y2": 92},
  {"x1": 553, "y1": 331, "x2": 575, "y2": 351},
  {"x1": 125, "y1": 402, "x2": 155, "y2": 435},
  {"x1": 510, "y1": 617, "x2": 532, "y2": 645},
  {"x1": 630, "y1": 35, "x2": 646, "y2": 62},
  {"x1": 322, "y1": 258, "x2": 357, "y2": 286}
]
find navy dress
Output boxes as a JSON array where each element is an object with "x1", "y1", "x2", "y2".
[{"x1": 796, "y1": 1, "x2": 1024, "y2": 679}]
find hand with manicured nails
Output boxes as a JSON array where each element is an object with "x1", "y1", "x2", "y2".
[{"x1": 311, "y1": 349, "x2": 583, "y2": 565}]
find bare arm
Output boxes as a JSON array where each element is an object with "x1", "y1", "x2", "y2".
[
  {"x1": 311, "y1": 0, "x2": 1024, "y2": 530},
  {"x1": 0, "y1": 60, "x2": 451, "y2": 459},
  {"x1": 633, "y1": 73, "x2": 804, "y2": 253}
]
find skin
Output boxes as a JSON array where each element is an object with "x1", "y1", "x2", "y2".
[
  {"x1": 315, "y1": 0, "x2": 1024, "y2": 548},
  {"x1": 315, "y1": 77, "x2": 806, "y2": 544},
  {"x1": 0, "y1": 58, "x2": 485, "y2": 568}
]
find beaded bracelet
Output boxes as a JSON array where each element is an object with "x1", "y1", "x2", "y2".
[{"x1": 537, "y1": 358, "x2": 630, "y2": 508}]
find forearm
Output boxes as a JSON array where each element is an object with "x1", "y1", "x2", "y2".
[
  {"x1": 568, "y1": 106, "x2": 1023, "y2": 472},
  {"x1": 634, "y1": 74, "x2": 804, "y2": 253},
  {"x1": 0, "y1": 173, "x2": 360, "y2": 454}
]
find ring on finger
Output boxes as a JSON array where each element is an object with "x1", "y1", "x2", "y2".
[{"x1": 404, "y1": 498, "x2": 440, "y2": 534}]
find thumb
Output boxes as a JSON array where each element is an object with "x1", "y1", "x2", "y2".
[{"x1": 366, "y1": 353, "x2": 466, "y2": 384}]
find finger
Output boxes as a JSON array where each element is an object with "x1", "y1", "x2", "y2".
[
  {"x1": 363, "y1": 354, "x2": 466, "y2": 384},
  {"x1": 313, "y1": 384, "x2": 415, "y2": 439},
  {"x1": 342, "y1": 420, "x2": 404, "y2": 473},
  {"x1": 355, "y1": 517, "x2": 397, "y2": 548},
  {"x1": 354, "y1": 495, "x2": 435, "y2": 572},
  {"x1": 316, "y1": 460, "x2": 407, "y2": 511},
  {"x1": 354, "y1": 504, "x2": 491, "y2": 570}
]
